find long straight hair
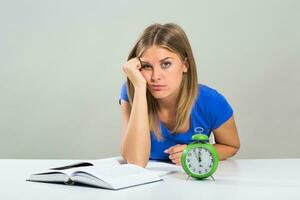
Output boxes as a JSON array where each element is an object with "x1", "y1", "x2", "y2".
[{"x1": 126, "y1": 23, "x2": 198, "y2": 140}]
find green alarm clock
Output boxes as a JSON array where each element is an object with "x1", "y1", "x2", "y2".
[{"x1": 181, "y1": 134, "x2": 219, "y2": 180}]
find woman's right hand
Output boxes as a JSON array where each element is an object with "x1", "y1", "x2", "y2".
[{"x1": 122, "y1": 57, "x2": 147, "y2": 89}]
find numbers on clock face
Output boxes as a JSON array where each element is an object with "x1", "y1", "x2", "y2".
[{"x1": 185, "y1": 147, "x2": 214, "y2": 175}]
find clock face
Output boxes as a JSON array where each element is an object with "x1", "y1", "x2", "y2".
[{"x1": 185, "y1": 147, "x2": 214, "y2": 175}]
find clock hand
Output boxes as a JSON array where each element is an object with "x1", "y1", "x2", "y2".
[
  {"x1": 198, "y1": 149, "x2": 201, "y2": 163},
  {"x1": 193, "y1": 150, "x2": 197, "y2": 160}
]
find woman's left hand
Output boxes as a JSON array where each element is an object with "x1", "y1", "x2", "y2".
[{"x1": 164, "y1": 144, "x2": 187, "y2": 166}]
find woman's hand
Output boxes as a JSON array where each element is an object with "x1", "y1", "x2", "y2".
[
  {"x1": 122, "y1": 57, "x2": 147, "y2": 89},
  {"x1": 164, "y1": 144, "x2": 187, "y2": 166}
]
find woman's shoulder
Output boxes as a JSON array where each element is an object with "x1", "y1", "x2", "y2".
[
  {"x1": 120, "y1": 81, "x2": 129, "y2": 102},
  {"x1": 197, "y1": 84, "x2": 220, "y2": 99},
  {"x1": 195, "y1": 84, "x2": 233, "y2": 129},
  {"x1": 195, "y1": 83, "x2": 231, "y2": 107}
]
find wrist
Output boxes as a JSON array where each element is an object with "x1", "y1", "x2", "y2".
[{"x1": 134, "y1": 85, "x2": 147, "y2": 92}]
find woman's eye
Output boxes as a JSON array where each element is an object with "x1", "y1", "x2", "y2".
[
  {"x1": 161, "y1": 61, "x2": 171, "y2": 69},
  {"x1": 141, "y1": 64, "x2": 152, "y2": 70}
]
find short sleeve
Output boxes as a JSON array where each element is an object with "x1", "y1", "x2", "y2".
[
  {"x1": 119, "y1": 82, "x2": 129, "y2": 104},
  {"x1": 209, "y1": 90, "x2": 233, "y2": 130}
]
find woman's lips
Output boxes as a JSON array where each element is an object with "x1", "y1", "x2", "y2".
[{"x1": 149, "y1": 85, "x2": 166, "y2": 91}]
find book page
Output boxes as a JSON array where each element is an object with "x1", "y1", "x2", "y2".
[
  {"x1": 27, "y1": 158, "x2": 180, "y2": 189},
  {"x1": 48, "y1": 157, "x2": 121, "y2": 171},
  {"x1": 146, "y1": 160, "x2": 183, "y2": 177},
  {"x1": 27, "y1": 171, "x2": 70, "y2": 183},
  {"x1": 71, "y1": 164, "x2": 162, "y2": 189},
  {"x1": 89, "y1": 157, "x2": 122, "y2": 166},
  {"x1": 54, "y1": 159, "x2": 120, "y2": 175},
  {"x1": 29, "y1": 158, "x2": 121, "y2": 179}
]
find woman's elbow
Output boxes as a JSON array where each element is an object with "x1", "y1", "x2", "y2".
[
  {"x1": 122, "y1": 155, "x2": 149, "y2": 168},
  {"x1": 128, "y1": 159, "x2": 148, "y2": 168},
  {"x1": 232, "y1": 143, "x2": 240, "y2": 156},
  {"x1": 120, "y1": 149, "x2": 149, "y2": 168}
]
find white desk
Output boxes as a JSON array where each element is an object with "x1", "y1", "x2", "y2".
[{"x1": 1, "y1": 158, "x2": 300, "y2": 200}]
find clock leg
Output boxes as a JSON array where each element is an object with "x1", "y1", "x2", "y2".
[{"x1": 186, "y1": 175, "x2": 191, "y2": 181}]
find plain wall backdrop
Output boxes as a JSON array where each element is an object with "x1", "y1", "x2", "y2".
[{"x1": 0, "y1": 0, "x2": 299, "y2": 159}]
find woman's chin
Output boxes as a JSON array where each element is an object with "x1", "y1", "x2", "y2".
[{"x1": 149, "y1": 91, "x2": 168, "y2": 99}]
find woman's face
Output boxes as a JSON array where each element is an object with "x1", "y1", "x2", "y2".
[{"x1": 139, "y1": 45, "x2": 188, "y2": 100}]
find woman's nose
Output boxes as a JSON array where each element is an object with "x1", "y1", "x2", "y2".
[{"x1": 150, "y1": 68, "x2": 162, "y2": 82}]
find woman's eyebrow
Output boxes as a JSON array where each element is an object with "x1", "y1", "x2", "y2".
[
  {"x1": 140, "y1": 57, "x2": 173, "y2": 63},
  {"x1": 160, "y1": 57, "x2": 173, "y2": 62}
]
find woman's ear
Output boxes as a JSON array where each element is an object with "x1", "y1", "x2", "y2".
[{"x1": 183, "y1": 57, "x2": 189, "y2": 72}]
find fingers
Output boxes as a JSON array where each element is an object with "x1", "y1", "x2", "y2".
[
  {"x1": 169, "y1": 152, "x2": 182, "y2": 166},
  {"x1": 122, "y1": 57, "x2": 146, "y2": 87},
  {"x1": 172, "y1": 158, "x2": 182, "y2": 166},
  {"x1": 136, "y1": 57, "x2": 142, "y2": 70},
  {"x1": 164, "y1": 144, "x2": 187, "y2": 154},
  {"x1": 164, "y1": 144, "x2": 187, "y2": 166},
  {"x1": 122, "y1": 57, "x2": 141, "y2": 72},
  {"x1": 169, "y1": 151, "x2": 182, "y2": 160},
  {"x1": 170, "y1": 154, "x2": 182, "y2": 166}
]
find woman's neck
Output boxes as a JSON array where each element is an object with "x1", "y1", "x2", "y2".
[{"x1": 157, "y1": 87, "x2": 180, "y2": 113}]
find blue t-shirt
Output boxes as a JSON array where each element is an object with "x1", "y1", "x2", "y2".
[{"x1": 119, "y1": 82, "x2": 233, "y2": 161}]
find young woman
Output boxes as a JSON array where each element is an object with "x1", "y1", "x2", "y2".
[{"x1": 119, "y1": 23, "x2": 240, "y2": 168}]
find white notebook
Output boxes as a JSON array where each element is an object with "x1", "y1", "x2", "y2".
[{"x1": 26, "y1": 158, "x2": 176, "y2": 190}]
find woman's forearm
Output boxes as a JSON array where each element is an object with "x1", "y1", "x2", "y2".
[
  {"x1": 213, "y1": 143, "x2": 239, "y2": 161},
  {"x1": 121, "y1": 87, "x2": 150, "y2": 167}
]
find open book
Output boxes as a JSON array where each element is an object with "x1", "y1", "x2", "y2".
[{"x1": 26, "y1": 157, "x2": 181, "y2": 190}]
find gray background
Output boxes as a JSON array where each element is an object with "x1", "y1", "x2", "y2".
[{"x1": 1, "y1": 0, "x2": 299, "y2": 159}]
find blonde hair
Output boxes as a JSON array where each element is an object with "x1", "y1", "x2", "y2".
[{"x1": 126, "y1": 23, "x2": 198, "y2": 140}]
